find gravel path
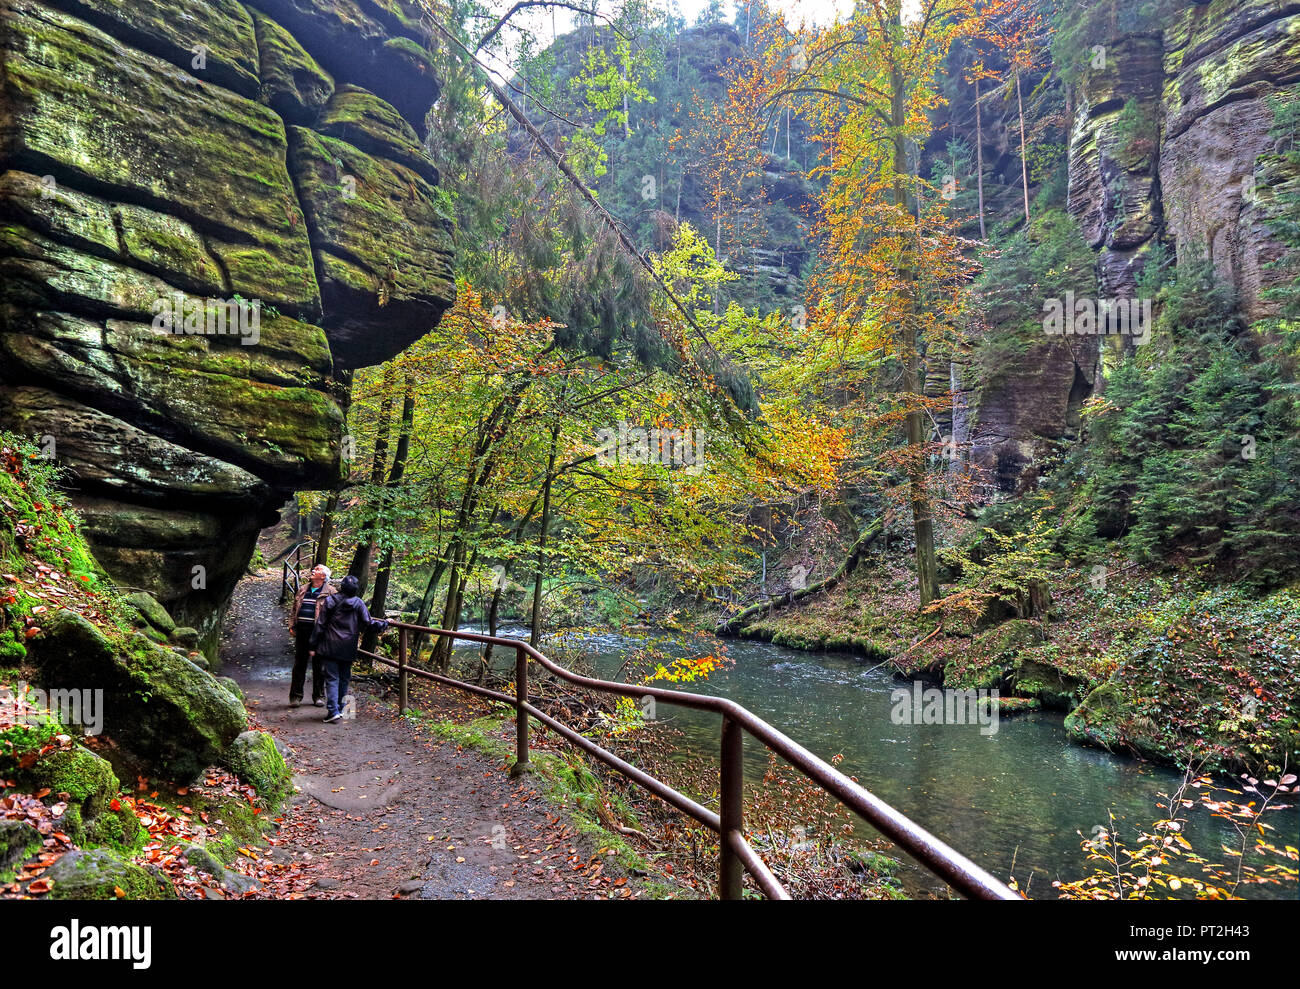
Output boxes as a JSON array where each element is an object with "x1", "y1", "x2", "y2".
[{"x1": 219, "y1": 572, "x2": 641, "y2": 900}]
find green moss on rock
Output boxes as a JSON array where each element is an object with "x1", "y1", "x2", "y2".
[
  {"x1": 251, "y1": 8, "x2": 334, "y2": 122},
  {"x1": 0, "y1": 0, "x2": 320, "y2": 316},
  {"x1": 84, "y1": 804, "x2": 146, "y2": 855},
  {"x1": 318, "y1": 85, "x2": 436, "y2": 182},
  {"x1": 223, "y1": 729, "x2": 290, "y2": 802},
  {"x1": 0, "y1": 818, "x2": 42, "y2": 882},
  {"x1": 13, "y1": 745, "x2": 119, "y2": 818},
  {"x1": 29, "y1": 611, "x2": 246, "y2": 780},
  {"x1": 45, "y1": 848, "x2": 175, "y2": 900}
]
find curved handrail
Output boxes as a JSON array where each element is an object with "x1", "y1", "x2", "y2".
[
  {"x1": 278, "y1": 539, "x2": 317, "y2": 605},
  {"x1": 367, "y1": 619, "x2": 1020, "y2": 901}
]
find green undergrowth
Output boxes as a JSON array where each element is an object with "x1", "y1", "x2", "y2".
[{"x1": 0, "y1": 436, "x2": 128, "y2": 666}]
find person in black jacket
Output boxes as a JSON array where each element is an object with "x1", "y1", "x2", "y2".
[{"x1": 309, "y1": 575, "x2": 388, "y2": 724}]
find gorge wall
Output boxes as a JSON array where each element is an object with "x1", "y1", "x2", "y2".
[
  {"x1": 952, "y1": 0, "x2": 1299, "y2": 488},
  {"x1": 0, "y1": 0, "x2": 455, "y2": 646}
]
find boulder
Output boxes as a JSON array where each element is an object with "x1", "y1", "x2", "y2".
[
  {"x1": 45, "y1": 847, "x2": 175, "y2": 900},
  {"x1": 223, "y1": 729, "x2": 291, "y2": 802},
  {"x1": 29, "y1": 611, "x2": 246, "y2": 779},
  {"x1": 4, "y1": 744, "x2": 144, "y2": 853},
  {"x1": 0, "y1": 818, "x2": 42, "y2": 882}
]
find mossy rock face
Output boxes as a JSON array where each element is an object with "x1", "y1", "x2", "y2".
[
  {"x1": 0, "y1": 0, "x2": 451, "y2": 656},
  {"x1": 223, "y1": 730, "x2": 290, "y2": 802},
  {"x1": 1, "y1": 0, "x2": 320, "y2": 314},
  {"x1": 54, "y1": 0, "x2": 262, "y2": 98},
  {"x1": 288, "y1": 124, "x2": 455, "y2": 369},
  {"x1": 0, "y1": 303, "x2": 342, "y2": 488},
  {"x1": 0, "y1": 818, "x2": 42, "y2": 882},
  {"x1": 45, "y1": 848, "x2": 175, "y2": 900},
  {"x1": 245, "y1": 0, "x2": 439, "y2": 127},
  {"x1": 29, "y1": 611, "x2": 246, "y2": 780},
  {"x1": 318, "y1": 85, "x2": 437, "y2": 182},
  {"x1": 0, "y1": 387, "x2": 269, "y2": 505},
  {"x1": 251, "y1": 8, "x2": 334, "y2": 123},
  {"x1": 217, "y1": 677, "x2": 244, "y2": 702},
  {"x1": 0, "y1": 171, "x2": 228, "y2": 298}
]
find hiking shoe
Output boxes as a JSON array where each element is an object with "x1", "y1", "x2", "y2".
[
  {"x1": 289, "y1": 697, "x2": 302, "y2": 708},
  {"x1": 323, "y1": 712, "x2": 342, "y2": 723},
  {"x1": 312, "y1": 698, "x2": 325, "y2": 707}
]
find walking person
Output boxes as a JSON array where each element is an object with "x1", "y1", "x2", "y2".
[
  {"x1": 310, "y1": 574, "x2": 388, "y2": 724},
  {"x1": 289, "y1": 564, "x2": 336, "y2": 707}
]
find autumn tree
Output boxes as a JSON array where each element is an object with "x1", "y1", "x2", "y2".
[{"x1": 724, "y1": 0, "x2": 979, "y2": 608}]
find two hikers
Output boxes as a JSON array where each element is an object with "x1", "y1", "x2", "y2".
[
  {"x1": 289, "y1": 564, "x2": 336, "y2": 707},
  {"x1": 308, "y1": 574, "x2": 389, "y2": 724}
]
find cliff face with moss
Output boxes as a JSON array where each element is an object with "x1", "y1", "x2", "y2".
[
  {"x1": 0, "y1": 0, "x2": 455, "y2": 644},
  {"x1": 941, "y1": 0, "x2": 1300, "y2": 488}
]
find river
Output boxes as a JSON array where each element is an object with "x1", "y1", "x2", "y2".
[{"x1": 453, "y1": 625, "x2": 1299, "y2": 899}]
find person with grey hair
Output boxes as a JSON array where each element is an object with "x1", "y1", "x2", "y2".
[{"x1": 288, "y1": 563, "x2": 336, "y2": 707}]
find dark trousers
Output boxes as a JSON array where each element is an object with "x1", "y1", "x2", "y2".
[
  {"x1": 290, "y1": 622, "x2": 323, "y2": 701},
  {"x1": 322, "y1": 657, "x2": 352, "y2": 718}
]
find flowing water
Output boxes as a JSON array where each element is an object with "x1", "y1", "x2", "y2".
[{"x1": 453, "y1": 625, "x2": 1298, "y2": 899}]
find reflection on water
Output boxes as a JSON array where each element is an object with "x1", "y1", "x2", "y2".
[{"x1": 454, "y1": 626, "x2": 1298, "y2": 899}]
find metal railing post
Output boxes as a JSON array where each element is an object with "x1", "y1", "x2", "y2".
[
  {"x1": 511, "y1": 644, "x2": 531, "y2": 775},
  {"x1": 719, "y1": 715, "x2": 744, "y2": 900},
  {"x1": 398, "y1": 626, "x2": 408, "y2": 716}
]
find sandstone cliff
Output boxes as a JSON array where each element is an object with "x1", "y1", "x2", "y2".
[
  {"x1": 0, "y1": 0, "x2": 455, "y2": 646},
  {"x1": 948, "y1": 0, "x2": 1299, "y2": 488}
]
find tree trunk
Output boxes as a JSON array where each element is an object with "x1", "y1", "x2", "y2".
[
  {"x1": 411, "y1": 379, "x2": 531, "y2": 659},
  {"x1": 891, "y1": 62, "x2": 940, "y2": 610},
  {"x1": 530, "y1": 425, "x2": 561, "y2": 646},
  {"x1": 347, "y1": 368, "x2": 395, "y2": 594},
  {"x1": 975, "y1": 75, "x2": 986, "y2": 241},
  {"x1": 363, "y1": 376, "x2": 414, "y2": 653},
  {"x1": 1016, "y1": 71, "x2": 1030, "y2": 225},
  {"x1": 314, "y1": 490, "x2": 338, "y2": 568}
]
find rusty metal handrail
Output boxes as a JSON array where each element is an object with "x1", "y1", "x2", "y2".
[
  {"x1": 278, "y1": 540, "x2": 316, "y2": 605},
  {"x1": 359, "y1": 621, "x2": 1019, "y2": 901}
]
